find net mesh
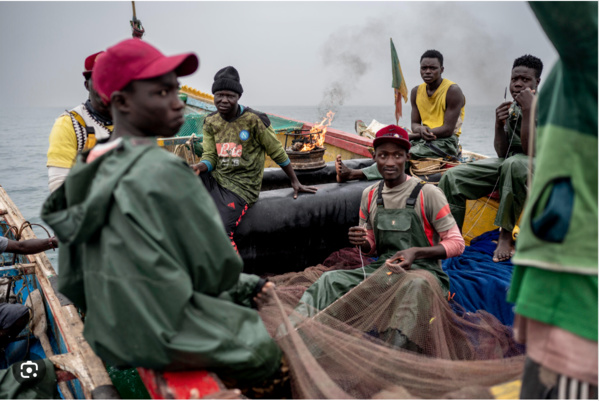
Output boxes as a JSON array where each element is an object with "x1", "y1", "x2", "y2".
[
  {"x1": 258, "y1": 248, "x2": 524, "y2": 399},
  {"x1": 175, "y1": 106, "x2": 210, "y2": 138}
]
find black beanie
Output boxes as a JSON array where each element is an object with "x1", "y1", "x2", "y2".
[{"x1": 211, "y1": 66, "x2": 243, "y2": 95}]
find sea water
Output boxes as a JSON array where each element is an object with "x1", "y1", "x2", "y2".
[{"x1": 0, "y1": 104, "x2": 498, "y2": 273}]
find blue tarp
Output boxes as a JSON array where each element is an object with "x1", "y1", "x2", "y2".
[{"x1": 443, "y1": 229, "x2": 515, "y2": 326}]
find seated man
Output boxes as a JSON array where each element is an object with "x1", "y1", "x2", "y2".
[
  {"x1": 47, "y1": 51, "x2": 113, "y2": 193},
  {"x1": 0, "y1": 235, "x2": 57, "y2": 350},
  {"x1": 438, "y1": 55, "x2": 543, "y2": 262},
  {"x1": 191, "y1": 67, "x2": 317, "y2": 251},
  {"x1": 336, "y1": 49, "x2": 465, "y2": 182},
  {"x1": 42, "y1": 39, "x2": 281, "y2": 384},
  {"x1": 297, "y1": 125, "x2": 464, "y2": 340}
]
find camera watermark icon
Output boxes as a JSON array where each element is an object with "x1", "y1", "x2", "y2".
[
  {"x1": 12, "y1": 360, "x2": 46, "y2": 385},
  {"x1": 20, "y1": 361, "x2": 39, "y2": 378}
]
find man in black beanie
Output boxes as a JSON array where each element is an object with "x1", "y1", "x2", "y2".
[{"x1": 192, "y1": 66, "x2": 317, "y2": 251}]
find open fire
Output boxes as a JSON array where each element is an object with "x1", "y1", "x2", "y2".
[
  {"x1": 288, "y1": 111, "x2": 335, "y2": 152},
  {"x1": 284, "y1": 111, "x2": 335, "y2": 170}
]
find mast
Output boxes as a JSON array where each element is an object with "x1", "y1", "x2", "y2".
[{"x1": 130, "y1": 1, "x2": 145, "y2": 39}]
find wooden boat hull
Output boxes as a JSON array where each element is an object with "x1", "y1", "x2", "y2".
[{"x1": 0, "y1": 186, "x2": 117, "y2": 399}]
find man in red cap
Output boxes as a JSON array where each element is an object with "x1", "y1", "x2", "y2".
[
  {"x1": 296, "y1": 125, "x2": 464, "y2": 348},
  {"x1": 46, "y1": 51, "x2": 113, "y2": 192},
  {"x1": 42, "y1": 39, "x2": 282, "y2": 385}
]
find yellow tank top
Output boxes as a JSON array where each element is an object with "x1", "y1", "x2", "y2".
[{"x1": 416, "y1": 78, "x2": 466, "y2": 137}]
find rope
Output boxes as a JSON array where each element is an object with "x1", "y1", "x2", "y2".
[
  {"x1": 2, "y1": 221, "x2": 53, "y2": 265},
  {"x1": 409, "y1": 158, "x2": 459, "y2": 185}
]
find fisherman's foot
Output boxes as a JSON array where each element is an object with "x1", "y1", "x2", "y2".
[
  {"x1": 335, "y1": 155, "x2": 352, "y2": 183},
  {"x1": 493, "y1": 229, "x2": 515, "y2": 262}
]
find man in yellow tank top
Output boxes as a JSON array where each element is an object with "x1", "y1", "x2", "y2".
[
  {"x1": 336, "y1": 49, "x2": 465, "y2": 182},
  {"x1": 46, "y1": 51, "x2": 113, "y2": 193},
  {"x1": 409, "y1": 49, "x2": 465, "y2": 160}
]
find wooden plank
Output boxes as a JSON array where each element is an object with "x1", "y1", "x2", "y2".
[{"x1": 0, "y1": 185, "x2": 114, "y2": 398}]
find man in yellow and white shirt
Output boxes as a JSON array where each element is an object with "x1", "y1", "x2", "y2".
[{"x1": 46, "y1": 51, "x2": 113, "y2": 192}]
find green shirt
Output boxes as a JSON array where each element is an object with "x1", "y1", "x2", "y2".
[
  {"x1": 509, "y1": 2, "x2": 598, "y2": 341},
  {"x1": 201, "y1": 107, "x2": 290, "y2": 205}
]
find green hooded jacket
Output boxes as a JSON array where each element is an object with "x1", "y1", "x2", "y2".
[{"x1": 41, "y1": 137, "x2": 281, "y2": 381}]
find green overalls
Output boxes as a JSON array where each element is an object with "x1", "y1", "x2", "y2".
[{"x1": 297, "y1": 180, "x2": 450, "y2": 316}]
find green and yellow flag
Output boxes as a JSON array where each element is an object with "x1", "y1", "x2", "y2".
[{"x1": 390, "y1": 38, "x2": 408, "y2": 123}]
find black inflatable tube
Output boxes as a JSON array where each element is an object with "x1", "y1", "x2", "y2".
[
  {"x1": 260, "y1": 158, "x2": 375, "y2": 190},
  {"x1": 236, "y1": 180, "x2": 374, "y2": 276}
]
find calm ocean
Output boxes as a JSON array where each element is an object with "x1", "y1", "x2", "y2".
[{"x1": 0, "y1": 104, "x2": 497, "y2": 271}]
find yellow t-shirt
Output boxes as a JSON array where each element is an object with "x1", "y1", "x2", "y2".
[
  {"x1": 46, "y1": 112, "x2": 113, "y2": 168},
  {"x1": 416, "y1": 78, "x2": 466, "y2": 137}
]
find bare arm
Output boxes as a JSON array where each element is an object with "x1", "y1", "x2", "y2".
[
  {"x1": 429, "y1": 85, "x2": 464, "y2": 139},
  {"x1": 494, "y1": 101, "x2": 513, "y2": 157},
  {"x1": 280, "y1": 164, "x2": 318, "y2": 199},
  {"x1": 386, "y1": 244, "x2": 447, "y2": 270},
  {"x1": 5, "y1": 237, "x2": 57, "y2": 255},
  {"x1": 409, "y1": 87, "x2": 424, "y2": 140}
]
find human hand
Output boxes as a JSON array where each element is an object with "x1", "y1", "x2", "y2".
[
  {"x1": 495, "y1": 101, "x2": 512, "y2": 126},
  {"x1": 514, "y1": 88, "x2": 536, "y2": 111},
  {"x1": 386, "y1": 248, "x2": 418, "y2": 271},
  {"x1": 348, "y1": 226, "x2": 368, "y2": 246},
  {"x1": 50, "y1": 236, "x2": 58, "y2": 249},
  {"x1": 253, "y1": 281, "x2": 275, "y2": 308},
  {"x1": 420, "y1": 129, "x2": 436, "y2": 141},
  {"x1": 292, "y1": 182, "x2": 318, "y2": 199},
  {"x1": 190, "y1": 163, "x2": 207, "y2": 176}
]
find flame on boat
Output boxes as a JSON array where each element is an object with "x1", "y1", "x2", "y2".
[{"x1": 300, "y1": 111, "x2": 335, "y2": 152}]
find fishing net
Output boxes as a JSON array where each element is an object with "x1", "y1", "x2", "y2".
[
  {"x1": 258, "y1": 248, "x2": 525, "y2": 399},
  {"x1": 176, "y1": 106, "x2": 209, "y2": 138}
]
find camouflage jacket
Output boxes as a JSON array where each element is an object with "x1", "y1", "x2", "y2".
[{"x1": 201, "y1": 107, "x2": 290, "y2": 205}]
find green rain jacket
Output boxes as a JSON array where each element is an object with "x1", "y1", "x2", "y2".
[{"x1": 41, "y1": 137, "x2": 281, "y2": 381}]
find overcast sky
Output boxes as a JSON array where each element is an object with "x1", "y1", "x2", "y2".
[{"x1": 0, "y1": 1, "x2": 557, "y2": 109}]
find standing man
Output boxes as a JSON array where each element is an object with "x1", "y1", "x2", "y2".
[
  {"x1": 438, "y1": 55, "x2": 543, "y2": 262},
  {"x1": 191, "y1": 66, "x2": 317, "y2": 251},
  {"x1": 336, "y1": 49, "x2": 465, "y2": 182},
  {"x1": 299, "y1": 125, "x2": 464, "y2": 324},
  {"x1": 509, "y1": 2, "x2": 597, "y2": 398},
  {"x1": 46, "y1": 51, "x2": 113, "y2": 193},
  {"x1": 42, "y1": 39, "x2": 282, "y2": 384}
]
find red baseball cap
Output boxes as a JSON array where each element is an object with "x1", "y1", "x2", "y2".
[
  {"x1": 372, "y1": 125, "x2": 411, "y2": 151},
  {"x1": 92, "y1": 38, "x2": 199, "y2": 103},
  {"x1": 82, "y1": 51, "x2": 104, "y2": 80}
]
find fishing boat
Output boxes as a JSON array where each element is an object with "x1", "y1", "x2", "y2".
[
  {"x1": 131, "y1": 87, "x2": 523, "y2": 398},
  {"x1": 0, "y1": 186, "x2": 118, "y2": 399},
  {"x1": 159, "y1": 86, "x2": 502, "y2": 276},
  {"x1": 0, "y1": 86, "x2": 511, "y2": 398}
]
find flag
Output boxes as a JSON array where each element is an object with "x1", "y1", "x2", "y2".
[{"x1": 390, "y1": 38, "x2": 408, "y2": 124}]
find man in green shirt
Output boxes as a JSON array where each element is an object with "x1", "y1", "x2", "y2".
[
  {"x1": 439, "y1": 55, "x2": 543, "y2": 263},
  {"x1": 191, "y1": 67, "x2": 317, "y2": 251},
  {"x1": 509, "y1": 2, "x2": 597, "y2": 398}
]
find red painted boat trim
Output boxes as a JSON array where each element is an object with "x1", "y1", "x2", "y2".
[
  {"x1": 138, "y1": 368, "x2": 224, "y2": 399},
  {"x1": 267, "y1": 112, "x2": 374, "y2": 157}
]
